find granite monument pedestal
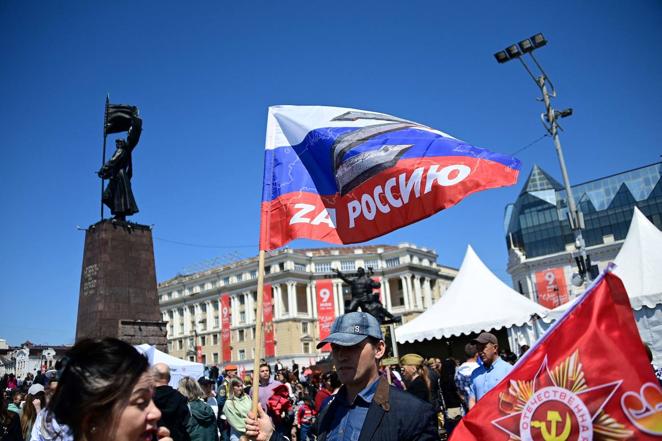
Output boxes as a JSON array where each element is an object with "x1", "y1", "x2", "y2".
[{"x1": 76, "y1": 220, "x2": 167, "y2": 351}]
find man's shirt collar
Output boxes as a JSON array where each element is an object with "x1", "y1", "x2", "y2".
[{"x1": 338, "y1": 376, "x2": 380, "y2": 406}]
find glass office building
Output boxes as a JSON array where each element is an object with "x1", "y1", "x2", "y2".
[
  {"x1": 505, "y1": 162, "x2": 662, "y2": 302},
  {"x1": 505, "y1": 162, "x2": 662, "y2": 259}
]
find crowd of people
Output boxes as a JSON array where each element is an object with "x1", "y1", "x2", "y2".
[{"x1": 1, "y1": 312, "x2": 531, "y2": 441}]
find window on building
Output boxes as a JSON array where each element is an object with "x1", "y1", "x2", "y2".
[
  {"x1": 294, "y1": 262, "x2": 306, "y2": 272},
  {"x1": 238, "y1": 349, "x2": 246, "y2": 360},
  {"x1": 239, "y1": 296, "x2": 245, "y2": 305},
  {"x1": 341, "y1": 260, "x2": 355, "y2": 272},
  {"x1": 223, "y1": 276, "x2": 230, "y2": 285},
  {"x1": 214, "y1": 317, "x2": 219, "y2": 328},
  {"x1": 385, "y1": 257, "x2": 400, "y2": 268},
  {"x1": 200, "y1": 336, "x2": 206, "y2": 346},
  {"x1": 239, "y1": 311, "x2": 246, "y2": 323},
  {"x1": 251, "y1": 270, "x2": 258, "y2": 279},
  {"x1": 213, "y1": 353, "x2": 219, "y2": 363},
  {"x1": 213, "y1": 334, "x2": 219, "y2": 345},
  {"x1": 364, "y1": 259, "x2": 379, "y2": 269},
  {"x1": 315, "y1": 262, "x2": 331, "y2": 273},
  {"x1": 189, "y1": 356, "x2": 195, "y2": 362},
  {"x1": 303, "y1": 342, "x2": 311, "y2": 354},
  {"x1": 301, "y1": 322, "x2": 309, "y2": 334},
  {"x1": 238, "y1": 329, "x2": 245, "y2": 341},
  {"x1": 178, "y1": 340, "x2": 183, "y2": 350}
]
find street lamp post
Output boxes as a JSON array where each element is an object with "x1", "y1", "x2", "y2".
[{"x1": 495, "y1": 33, "x2": 591, "y2": 289}]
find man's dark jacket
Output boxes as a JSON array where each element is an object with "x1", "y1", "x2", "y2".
[
  {"x1": 314, "y1": 377, "x2": 437, "y2": 441},
  {"x1": 154, "y1": 385, "x2": 192, "y2": 441}
]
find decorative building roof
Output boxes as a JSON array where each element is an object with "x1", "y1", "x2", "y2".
[
  {"x1": 519, "y1": 164, "x2": 563, "y2": 195},
  {"x1": 505, "y1": 162, "x2": 662, "y2": 259}
]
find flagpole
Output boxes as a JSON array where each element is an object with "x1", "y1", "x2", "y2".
[
  {"x1": 250, "y1": 249, "x2": 266, "y2": 415},
  {"x1": 100, "y1": 94, "x2": 109, "y2": 221}
]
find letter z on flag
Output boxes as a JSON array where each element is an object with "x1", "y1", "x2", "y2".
[
  {"x1": 260, "y1": 105, "x2": 520, "y2": 250},
  {"x1": 451, "y1": 269, "x2": 662, "y2": 441}
]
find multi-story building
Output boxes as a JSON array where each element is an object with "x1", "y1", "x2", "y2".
[
  {"x1": 505, "y1": 161, "x2": 662, "y2": 304},
  {"x1": 0, "y1": 341, "x2": 70, "y2": 378},
  {"x1": 158, "y1": 243, "x2": 457, "y2": 368}
]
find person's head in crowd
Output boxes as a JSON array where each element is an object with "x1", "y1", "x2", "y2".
[
  {"x1": 151, "y1": 362, "x2": 171, "y2": 387},
  {"x1": 276, "y1": 370, "x2": 287, "y2": 383},
  {"x1": 244, "y1": 375, "x2": 252, "y2": 386},
  {"x1": 198, "y1": 378, "x2": 213, "y2": 398},
  {"x1": 464, "y1": 342, "x2": 479, "y2": 361},
  {"x1": 258, "y1": 363, "x2": 271, "y2": 384},
  {"x1": 322, "y1": 371, "x2": 341, "y2": 392},
  {"x1": 45, "y1": 377, "x2": 58, "y2": 404},
  {"x1": 178, "y1": 377, "x2": 205, "y2": 402},
  {"x1": 47, "y1": 338, "x2": 166, "y2": 441},
  {"x1": 399, "y1": 353, "x2": 431, "y2": 392},
  {"x1": 317, "y1": 312, "x2": 386, "y2": 399},
  {"x1": 12, "y1": 390, "x2": 24, "y2": 406},
  {"x1": 472, "y1": 332, "x2": 500, "y2": 367},
  {"x1": 288, "y1": 372, "x2": 299, "y2": 384},
  {"x1": 229, "y1": 377, "x2": 245, "y2": 399},
  {"x1": 225, "y1": 364, "x2": 238, "y2": 379},
  {"x1": 519, "y1": 345, "x2": 530, "y2": 358}
]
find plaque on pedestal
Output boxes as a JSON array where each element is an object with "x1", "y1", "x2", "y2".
[{"x1": 76, "y1": 220, "x2": 167, "y2": 351}]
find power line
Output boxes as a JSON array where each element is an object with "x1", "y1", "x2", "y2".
[
  {"x1": 154, "y1": 236, "x2": 255, "y2": 249},
  {"x1": 510, "y1": 133, "x2": 549, "y2": 156}
]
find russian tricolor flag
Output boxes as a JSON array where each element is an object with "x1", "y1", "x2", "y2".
[{"x1": 260, "y1": 105, "x2": 520, "y2": 251}]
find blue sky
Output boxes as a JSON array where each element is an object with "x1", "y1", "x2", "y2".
[{"x1": 1, "y1": 1, "x2": 660, "y2": 346}]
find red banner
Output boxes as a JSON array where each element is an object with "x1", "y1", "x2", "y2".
[
  {"x1": 264, "y1": 284, "x2": 275, "y2": 357},
  {"x1": 535, "y1": 268, "x2": 569, "y2": 309},
  {"x1": 220, "y1": 295, "x2": 231, "y2": 363},
  {"x1": 316, "y1": 280, "x2": 336, "y2": 353},
  {"x1": 451, "y1": 272, "x2": 662, "y2": 440}
]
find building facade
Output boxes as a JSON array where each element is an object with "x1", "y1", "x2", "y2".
[
  {"x1": 0, "y1": 341, "x2": 70, "y2": 378},
  {"x1": 505, "y1": 162, "x2": 662, "y2": 306},
  {"x1": 158, "y1": 243, "x2": 457, "y2": 369}
]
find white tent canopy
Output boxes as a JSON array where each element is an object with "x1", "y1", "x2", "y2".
[
  {"x1": 135, "y1": 344, "x2": 204, "y2": 388},
  {"x1": 612, "y1": 207, "x2": 662, "y2": 309},
  {"x1": 395, "y1": 245, "x2": 548, "y2": 344}
]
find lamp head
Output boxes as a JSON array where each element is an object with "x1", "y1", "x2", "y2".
[
  {"x1": 494, "y1": 50, "x2": 509, "y2": 64},
  {"x1": 505, "y1": 44, "x2": 522, "y2": 59},
  {"x1": 531, "y1": 33, "x2": 547, "y2": 49},
  {"x1": 518, "y1": 38, "x2": 534, "y2": 54}
]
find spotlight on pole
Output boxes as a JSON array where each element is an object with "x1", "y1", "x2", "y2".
[
  {"x1": 518, "y1": 38, "x2": 534, "y2": 54},
  {"x1": 494, "y1": 50, "x2": 510, "y2": 64},
  {"x1": 506, "y1": 44, "x2": 522, "y2": 59},
  {"x1": 531, "y1": 33, "x2": 547, "y2": 49}
]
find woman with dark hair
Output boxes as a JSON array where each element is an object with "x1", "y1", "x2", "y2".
[
  {"x1": 34, "y1": 338, "x2": 173, "y2": 441},
  {"x1": 438, "y1": 358, "x2": 463, "y2": 436},
  {"x1": 0, "y1": 392, "x2": 23, "y2": 441}
]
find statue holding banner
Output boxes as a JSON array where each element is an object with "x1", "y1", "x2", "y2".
[
  {"x1": 332, "y1": 267, "x2": 399, "y2": 324},
  {"x1": 98, "y1": 104, "x2": 142, "y2": 221}
]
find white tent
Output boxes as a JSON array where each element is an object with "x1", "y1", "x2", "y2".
[
  {"x1": 542, "y1": 207, "x2": 662, "y2": 364},
  {"x1": 395, "y1": 245, "x2": 548, "y2": 351},
  {"x1": 135, "y1": 344, "x2": 205, "y2": 388},
  {"x1": 613, "y1": 207, "x2": 662, "y2": 365}
]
